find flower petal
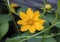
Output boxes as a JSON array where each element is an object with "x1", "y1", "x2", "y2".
[
  {"x1": 34, "y1": 22, "x2": 44, "y2": 31},
  {"x1": 33, "y1": 11, "x2": 40, "y2": 20},
  {"x1": 36, "y1": 19, "x2": 45, "y2": 25},
  {"x1": 28, "y1": 26, "x2": 36, "y2": 33},
  {"x1": 17, "y1": 20, "x2": 27, "y2": 25},
  {"x1": 36, "y1": 26, "x2": 44, "y2": 31},
  {"x1": 19, "y1": 12, "x2": 29, "y2": 21},
  {"x1": 26, "y1": 8, "x2": 34, "y2": 18},
  {"x1": 10, "y1": 3, "x2": 18, "y2": 7},
  {"x1": 20, "y1": 25, "x2": 29, "y2": 32}
]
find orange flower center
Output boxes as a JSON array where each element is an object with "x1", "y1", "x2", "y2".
[{"x1": 27, "y1": 19, "x2": 34, "y2": 25}]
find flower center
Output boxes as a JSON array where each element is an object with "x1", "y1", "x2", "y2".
[{"x1": 27, "y1": 19, "x2": 34, "y2": 25}]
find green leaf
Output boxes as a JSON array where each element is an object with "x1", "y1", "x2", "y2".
[
  {"x1": 5, "y1": 36, "x2": 21, "y2": 42},
  {"x1": 58, "y1": 38, "x2": 60, "y2": 42},
  {"x1": 44, "y1": 22, "x2": 49, "y2": 28},
  {"x1": 27, "y1": 37, "x2": 56, "y2": 42},
  {"x1": 28, "y1": 38, "x2": 42, "y2": 42},
  {"x1": 5, "y1": 38, "x2": 20, "y2": 42},
  {"x1": 57, "y1": 38, "x2": 60, "y2": 42},
  {"x1": 5, "y1": 38, "x2": 12, "y2": 42},
  {"x1": 54, "y1": 15, "x2": 60, "y2": 28},
  {"x1": 55, "y1": 0, "x2": 60, "y2": 28},
  {"x1": 43, "y1": 14, "x2": 55, "y2": 23},
  {"x1": 42, "y1": 37, "x2": 56, "y2": 42},
  {"x1": 55, "y1": 22, "x2": 60, "y2": 28},
  {"x1": 18, "y1": 7, "x2": 28, "y2": 12},
  {"x1": 55, "y1": 16, "x2": 60, "y2": 28},
  {"x1": 0, "y1": 22, "x2": 9, "y2": 40},
  {"x1": 55, "y1": 36, "x2": 60, "y2": 42},
  {"x1": 0, "y1": 14, "x2": 12, "y2": 23},
  {"x1": 17, "y1": 7, "x2": 28, "y2": 16}
]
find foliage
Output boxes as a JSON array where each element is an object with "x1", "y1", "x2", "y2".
[{"x1": 0, "y1": 0, "x2": 60, "y2": 42}]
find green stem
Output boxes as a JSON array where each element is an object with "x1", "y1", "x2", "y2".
[
  {"x1": 41, "y1": 0, "x2": 59, "y2": 42},
  {"x1": 41, "y1": 8, "x2": 46, "y2": 18},
  {"x1": 52, "y1": 0, "x2": 59, "y2": 24},
  {"x1": 5, "y1": 0, "x2": 20, "y2": 34},
  {"x1": 40, "y1": 0, "x2": 46, "y2": 18},
  {"x1": 10, "y1": 32, "x2": 60, "y2": 41},
  {"x1": 9, "y1": 12, "x2": 20, "y2": 34},
  {"x1": 19, "y1": 22, "x2": 60, "y2": 42},
  {"x1": 19, "y1": 33, "x2": 60, "y2": 38},
  {"x1": 41, "y1": 0, "x2": 47, "y2": 42}
]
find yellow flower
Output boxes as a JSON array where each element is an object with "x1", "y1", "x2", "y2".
[
  {"x1": 45, "y1": 4, "x2": 52, "y2": 10},
  {"x1": 10, "y1": 3, "x2": 18, "y2": 13},
  {"x1": 17, "y1": 8, "x2": 45, "y2": 33}
]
